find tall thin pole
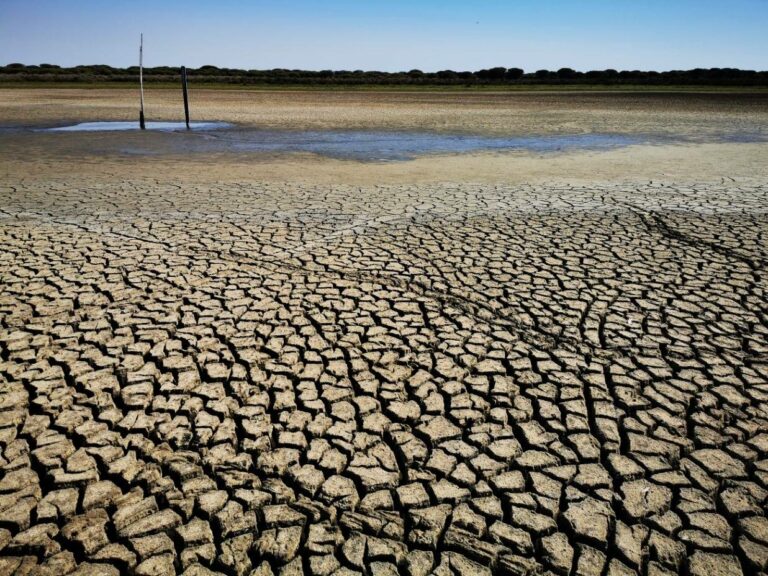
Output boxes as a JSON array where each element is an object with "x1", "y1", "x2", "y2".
[
  {"x1": 180, "y1": 66, "x2": 190, "y2": 129},
  {"x1": 139, "y1": 33, "x2": 146, "y2": 130}
]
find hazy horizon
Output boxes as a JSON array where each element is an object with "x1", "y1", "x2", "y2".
[{"x1": 2, "y1": 0, "x2": 767, "y2": 72}]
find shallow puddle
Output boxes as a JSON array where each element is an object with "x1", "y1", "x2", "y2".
[
  {"x1": 35, "y1": 123, "x2": 651, "y2": 161},
  {"x1": 3, "y1": 121, "x2": 765, "y2": 162},
  {"x1": 197, "y1": 129, "x2": 650, "y2": 161},
  {"x1": 46, "y1": 121, "x2": 231, "y2": 132}
]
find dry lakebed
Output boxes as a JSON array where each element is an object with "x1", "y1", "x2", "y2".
[{"x1": 0, "y1": 89, "x2": 767, "y2": 576}]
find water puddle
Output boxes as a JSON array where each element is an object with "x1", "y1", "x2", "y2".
[
  {"x1": 46, "y1": 121, "x2": 231, "y2": 132},
  {"x1": 198, "y1": 130, "x2": 650, "y2": 161},
  {"x1": 3, "y1": 122, "x2": 765, "y2": 162},
  {"x1": 36, "y1": 124, "x2": 652, "y2": 161}
]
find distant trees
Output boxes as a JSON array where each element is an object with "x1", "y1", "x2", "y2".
[
  {"x1": 0, "y1": 63, "x2": 766, "y2": 87},
  {"x1": 476, "y1": 67, "x2": 507, "y2": 81}
]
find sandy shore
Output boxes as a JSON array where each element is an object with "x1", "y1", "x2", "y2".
[{"x1": 1, "y1": 90, "x2": 767, "y2": 575}]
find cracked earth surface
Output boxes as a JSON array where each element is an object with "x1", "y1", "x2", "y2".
[{"x1": 1, "y1": 178, "x2": 767, "y2": 576}]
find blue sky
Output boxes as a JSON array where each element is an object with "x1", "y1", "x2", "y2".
[{"x1": 1, "y1": 0, "x2": 767, "y2": 71}]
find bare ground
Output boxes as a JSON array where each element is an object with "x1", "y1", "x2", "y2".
[
  {"x1": 0, "y1": 91, "x2": 767, "y2": 576},
  {"x1": 2, "y1": 88, "x2": 768, "y2": 136}
]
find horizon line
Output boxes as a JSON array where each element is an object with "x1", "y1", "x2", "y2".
[{"x1": 4, "y1": 63, "x2": 768, "y2": 75}]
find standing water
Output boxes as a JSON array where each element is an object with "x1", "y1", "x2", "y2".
[{"x1": 32, "y1": 122, "x2": 659, "y2": 161}]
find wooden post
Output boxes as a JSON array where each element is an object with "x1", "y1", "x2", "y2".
[
  {"x1": 181, "y1": 66, "x2": 190, "y2": 129},
  {"x1": 139, "y1": 34, "x2": 146, "y2": 129}
]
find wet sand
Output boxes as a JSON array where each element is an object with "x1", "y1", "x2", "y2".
[{"x1": 1, "y1": 90, "x2": 767, "y2": 576}]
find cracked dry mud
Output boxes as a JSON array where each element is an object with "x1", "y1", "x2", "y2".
[{"x1": 1, "y1": 178, "x2": 767, "y2": 576}]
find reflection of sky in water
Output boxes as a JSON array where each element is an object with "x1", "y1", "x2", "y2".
[
  {"x1": 46, "y1": 121, "x2": 230, "y2": 132},
  {"x1": 9, "y1": 122, "x2": 767, "y2": 162}
]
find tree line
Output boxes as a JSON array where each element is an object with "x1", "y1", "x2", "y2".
[{"x1": 2, "y1": 63, "x2": 767, "y2": 86}]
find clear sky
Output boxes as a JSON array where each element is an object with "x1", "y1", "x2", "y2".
[{"x1": 1, "y1": 0, "x2": 767, "y2": 72}]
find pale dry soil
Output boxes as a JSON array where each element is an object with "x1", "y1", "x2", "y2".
[
  {"x1": 0, "y1": 91, "x2": 767, "y2": 576},
  {"x1": 2, "y1": 89, "x2": 768, "y2": 138}
]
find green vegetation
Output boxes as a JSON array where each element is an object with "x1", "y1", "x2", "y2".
[{"x1": 1, "y1": 64, "x2": 767, "y2": 89}]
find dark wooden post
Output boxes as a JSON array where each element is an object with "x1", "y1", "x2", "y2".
[
  {"x1": 181, "y1": 66, "x2": 190, "y2": 129},
  {"x1": 139, "y1": 34, "x2": 146, "y2": 129}
]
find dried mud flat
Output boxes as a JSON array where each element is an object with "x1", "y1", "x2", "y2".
[
  {"x1": 1, "y1": 91, "x2": 768, "y2": 576},
  {"x1": 2, "y1": 178, "x2": 768, "y2": 576}
]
